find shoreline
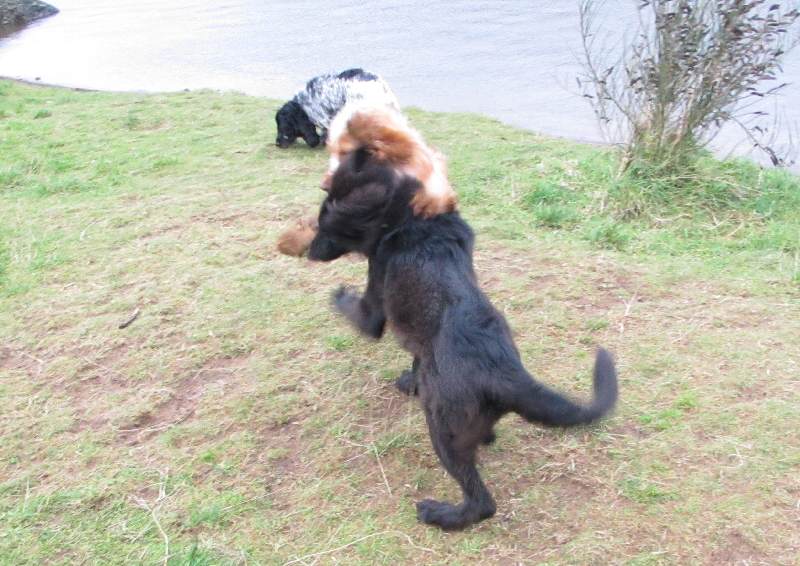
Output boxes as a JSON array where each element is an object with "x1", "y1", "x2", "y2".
[
  {"x1": 0, "y1": 75, "x2": 611, "y2": 149},
  {"x1": 2, "y1": 75, "x2": 793, "y2": 168}
]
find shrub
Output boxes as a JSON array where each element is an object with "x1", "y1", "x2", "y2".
[{"x1": 579, "y1": 0, "x2": 800, "y2": 174}]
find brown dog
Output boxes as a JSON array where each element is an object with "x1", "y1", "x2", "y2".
[
  {"x1": 323, "y1": 104, "x2": 457, "y2": 217},
  {"x1": 276, "y1": 104, "x2": 457, "y2": 256}
]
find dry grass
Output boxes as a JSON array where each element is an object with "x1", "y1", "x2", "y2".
[{"x1": 1, "y1": 80, "x2": 799, "y2": 565}]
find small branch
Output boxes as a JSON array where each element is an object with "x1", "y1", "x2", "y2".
[
  {"x1": 118, "y1": 410, "x2": 193, "y2": 434},
  {"x1": 23, "y1": 479, "x2": 31, "y2": 513},
  {"x1": 118, "y1": 308, "x2": 141, "y2": 329},
  {"x1": 131, "y1": 468, "x2": 170, "y2": 566},
  {"x1": 618, "y1": 292, "x2": 638, "y2": 336},
  {"x1": 372, "y1": 444, "x2": 392, "y2": 496},
  {"x1": 19, "y1": 351, "x2": 46, "y2": 376}
]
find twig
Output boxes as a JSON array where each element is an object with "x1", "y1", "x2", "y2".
[
  {"x1": 23, "y1": 478, "x2": 31, "y2": 513},
  {"x1": 132, "y1": 468, "x2": 170, "y2": 566},
  {"x1": 118, "y1": 308, "x2": 141, "y2": 329},
  {"x1": 671, "y1": 319, "x2": 708, "y2": 344},
  {"x1": 79, "y1": 219, "x2": 100, "y2": 241},
  {"x1": 118, "y1": 410, "x2": 193, "y2": 434},
  {"x1": 618, "y1": 292, "x2": 638, "y2": 335},
  {"x1": 282, "y1": 531, "x2": 435, "y2": 566},
  {"x1": 372, "y1": 444, "x2": 392, "y2": 496},
  {"x1": 18, "y1": 350, "x2": 46, "y2": 376},
  {"x1": 724, "y1": 221, "x2": 746, "y2": 239}
]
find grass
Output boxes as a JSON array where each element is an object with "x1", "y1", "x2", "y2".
[{"x1": 1, "y1": 79, "x2": 799, "y2": 564}]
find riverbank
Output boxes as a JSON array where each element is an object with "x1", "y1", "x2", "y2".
[{"x1": 1, "y1": 81, "x2": 798, "y2": 564}]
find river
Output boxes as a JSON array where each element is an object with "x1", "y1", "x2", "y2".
[{"x1": 2, "y1": 0, "x2": 799, "y2": 167}]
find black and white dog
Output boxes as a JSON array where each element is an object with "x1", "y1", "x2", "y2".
[{"x1": 275, "y1": 69, "x2": 400, "y2": 148}]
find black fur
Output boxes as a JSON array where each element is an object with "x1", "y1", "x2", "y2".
[
  {"x1": 336, "y1": 68, "x2": 378, "y2": 81},
  {"x1": 308, "y1": 149, "x2": 619, "y2": 530},
  {"x1": 275, "y1": 100, "x2": 320, "y2": 148}
]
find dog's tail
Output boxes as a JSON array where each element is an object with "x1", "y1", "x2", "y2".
[{"x1": 511, "y1": 348, "x2": 618, "y2": 427}]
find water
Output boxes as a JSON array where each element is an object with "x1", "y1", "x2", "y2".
[{"x1": 2, "y1": 0, "x2": 799, "y2": 166}]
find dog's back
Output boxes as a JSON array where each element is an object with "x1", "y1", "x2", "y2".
[{"x1": 294, "y1": 68, "x2": 400, "y2": 130}]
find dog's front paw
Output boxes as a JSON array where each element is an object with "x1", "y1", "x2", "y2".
[{"x1": 333, "y1": 286, "x2": 361, "y2": 317}]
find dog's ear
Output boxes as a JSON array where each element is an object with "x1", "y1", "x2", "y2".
[
  {"x1": 297, "y1": 112, "x2": 321, "y2": 148},
  {"x1": 320, "y1": 180, "x2": 392, "y2": 243},
  {"x1": 309, "y1": 180, "x2": 387, "y2": 260},
  {"x1": 275, "y1": 102, "x2": 298, "y2": 147},
  {"x1": 329, "y1": 146, "x2": 374, "y2": 198}
]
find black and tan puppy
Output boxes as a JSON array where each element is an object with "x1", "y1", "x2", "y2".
[{"x1": 308, "y1": 148, "x2": 619, "y2": 531}]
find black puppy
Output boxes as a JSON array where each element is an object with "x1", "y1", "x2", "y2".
[{"x1": 308, "y1": 148, "x2": 618, "y2": 530}]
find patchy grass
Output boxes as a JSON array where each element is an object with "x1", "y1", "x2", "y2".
[{"x1": 1, "y1": 80, "x2": 799, "y2": 564}]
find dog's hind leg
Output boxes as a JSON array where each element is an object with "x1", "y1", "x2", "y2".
[{"x1": 416, "y1": 410, "x2": 496, "y2": 530}]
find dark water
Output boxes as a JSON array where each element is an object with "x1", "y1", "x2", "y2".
[{"x1": 2, "y1": 0, "x2": 799, "y2": 166}]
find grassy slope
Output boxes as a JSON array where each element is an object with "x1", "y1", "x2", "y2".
[{"x1": 1, "y1": 80, "x2": 799, "y2": 565}]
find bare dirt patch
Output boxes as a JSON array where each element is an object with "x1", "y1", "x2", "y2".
[
  {"x1": 709, "y1": 529, "x2": 767, "y2": 565},
  {"x1": 136, "y1": 222, "x2": 186, "y2": 241},
  {"x1": 117, "y1": 355, "x2": 253, "y2": 445},
  {"x1": 0, "y1": 346, "x2": 43, "y2": 375},
  {"x1": 611, "y1": 421, "x2": 650, "y2": 440},
  {"x1": 62, "y1": 342, "x2": 138, "y2": 433}
]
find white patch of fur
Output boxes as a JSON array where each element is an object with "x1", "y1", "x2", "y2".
[
  {"x1": 328, "y1": 153, "x2": 340, "y2": 173},
  {"x1": 426, "y1": 158, "x2": 448, "y2": 197},
  {"x1": 326, "y1": 102, "x2": 359, "y2": 151},
  {"x1": 292, "y1": 70, "x2": 400, "y2": 133}
]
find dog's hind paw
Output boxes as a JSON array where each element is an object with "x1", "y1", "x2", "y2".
[
  {"x1": 416, "y1": 499, "x2": 460, "y2": 530},
  {"x1": 416, "y1": 498, "x2": 495, "y2": 530},
  {"x1": 395, "y1": 370, "x2": 418, "y2": 396},
  {"x1": 415, "y1": 499, "x2": 492, "y2": 531}
]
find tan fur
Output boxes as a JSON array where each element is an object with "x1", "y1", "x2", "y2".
[
  {"x1": 326, "y1": 107, "x2": 457, "y2": 217},
  {"x1": 276, "y1": 216, "x2": 318, "y2": 257}
]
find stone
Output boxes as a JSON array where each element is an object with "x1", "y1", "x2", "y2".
[{"x1": 0, "y1": 0, "x2": 59, "y2": 30}]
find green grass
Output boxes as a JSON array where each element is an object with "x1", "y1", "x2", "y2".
[{"x1": 1, "y1": 79, "x2": 799, "y2": 564}]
